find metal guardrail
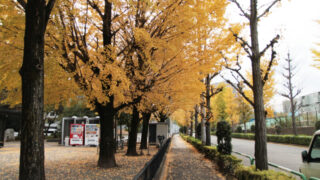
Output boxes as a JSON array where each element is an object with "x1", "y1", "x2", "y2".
[
  {"x1": 232, "y1": 151, "x2": 255, "y2": 165},
  {"x1": 211, "y1": 143, "x2": 312, "y2": 180},
  {"x1": 232, "y1": 149, "x2": 320, "y2": 180},
  {"x1": 133, "y1": 137, "x2": 171, "y2": 180},
  {"x1": 268, "y1": 162, "x2": 307, "y2": 180}
]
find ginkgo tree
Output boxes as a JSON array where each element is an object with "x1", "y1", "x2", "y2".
[
  {"x1": 115, "y1": 0, "x2": 210, "y2": 156},
  {"x1": 51, "y1": 0, "x2": 132, "y2": 167},
  {"x1": 222, "y1": 0, "x2": 282, "y2": 170},
  {"x1": 186, "y1": 0, "x2": 240, "y2": 146},
  {"x1": 51, "y1": 0, "x2": 216, "y2": 162},
  {"x1": 0, "y1": 1, "x2": 87, "y2": 178},
  {"x1": 7, "y1": 0, "x2": 57, "y2": 179},
  {"x1": 224, "y1": 86, "x2": 240, "y2": 128}
]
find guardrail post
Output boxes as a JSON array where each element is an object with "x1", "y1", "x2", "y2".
[
  {"x1": 249, "y1": 157, "x2": 254, "y2": 165},
  {"x1": 309, "y1": 177, "x2": 320, "y2": 180}
]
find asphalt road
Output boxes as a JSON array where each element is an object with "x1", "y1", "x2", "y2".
[{"x1": 211, "y1": 135, "x2": 308, "y2": 172}]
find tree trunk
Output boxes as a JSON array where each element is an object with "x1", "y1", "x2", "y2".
[
  {"x1": 96, "y1": 101, "x2": 117, "y2": 168},
  {"x1": 287, "y1": 54, "x2": 298, "y2": 136},
  {"x1": 194, "y1": 105, "x2": 199, "y2": 139},
  {"x1": 205, "y1": 74, "x2": 211, "y2": 146},
  {"x1": 205, "y1": 121, "x2": 211, "y2": 145},
  {"x1": 140, "y1": 112, "x2": 151, "y2": 149},
  {"x1": 201, "y1": 104, "x2": 206, "y2": 144},
  {"x1": 19, "y1": 0, "x2": 53, "y2": 179},
  {"x1": 250, "y1": 0, "x2": 268, "y2": 170},
  {"x1": 0, "y1": 119, "x2": 5, "y2": 147},
  {"x1": 252, "y1": 60, "x2": 268, "y2": 170},
  {"x1": 291, "y1": 102, "x2": 297, "y2": 135},
  {"x1": 95, "y1": 0, "x2": 117, "y2": 168},
  {"x1": 120, "y1": 121, "x2": 122, "y2": 140},
  {"x1": 127, "y1": 105, "x2": 139, "y2": 156},
  {"x1": 190, "y1": 121, "x2": 193, "y2": 137},
  {"x1": 114, "y1": 116, "x2": 117, "y2": 151}
]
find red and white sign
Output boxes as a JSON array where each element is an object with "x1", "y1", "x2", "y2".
[{"x1": 70, "y1": 124, "x2": 84, "y2": 145}]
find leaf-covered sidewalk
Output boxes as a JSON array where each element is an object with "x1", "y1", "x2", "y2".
[{"x1": 163, "y1": 135, "x2": 224, "y2": 180}]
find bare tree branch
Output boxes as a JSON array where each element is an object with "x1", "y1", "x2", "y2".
[
  {"x1": 209, "y1": 87, "x2": 223, "y2": 98},
  {"x1": 221, "y1": 75, "x2": 254, "y2": 107},
  {"x1": 87, "y1": 0, "x2": 104, "y2": 19},
  {"x1": 258, "y1": 0, "x2": 281, "y2": 19},
  {"x1": 230, "y1": 28, "x2": 252, "y2": 57},
  {"x1": 221, "y1": 53, "x2": 253, "y2": 90},
  {"x1": 45, "y1": 0, "x2": 56, "y2": 27},
  {"x1": 260, "y1": 34, "x2": 279, "y2": 57},
  {"x1": 262, "y1": 43, "x2": 277, "y2": 85},
  {"x1": 229, "y1": 0, "x2": 250, "y2": 19}
]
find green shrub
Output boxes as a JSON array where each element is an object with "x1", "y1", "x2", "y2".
[
  {"x1": 181, "y1": 134, "x2": 241, "y2": 175},
  {"x1": 216, "y1": 121, "x2": 232, "y2": 155},
  {"x1": 250, "y1": 125, "x2": 255, "y2": 133},
  {"x1": 180, "y1": 134, "x2": 293, "y2": 179},
  {"x1": 196, "y1": 124, "x2": 201, "y2": 139},
  {"x1": 236, "y1": 126, "x2": 243, "y2": 133},
  {"x1": 315, "y1": 121, "x2": 320, "y2": 130},
  {"x1": 275, "y1": 125, "x2": 281, "y2": 134},
  {"x1": 231, "y1": 133, "x2": 312, "y2": 146},
  {"x1": 179, "y1": 126, "x2": 187, "y2": 133},
  {"x1": 235, "y1": 166, "x2": 295, "y2": 180}
]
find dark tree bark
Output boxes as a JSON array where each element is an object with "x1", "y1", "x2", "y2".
[
  {"x1": 223, "y1": 0, "x2": 281, "y2": 170},
  {"x1": 126, "y1": 105, "x2": 139, "y2": 156},
  {"x1": 202, "y1": 73, "x2": 221, "y2": 145},
  {"x1": 114, "y1": 114, "x2": 117, "y2": 151},
  {"x1": 205, "y1": 75, "x2": 211, "y2": 146},
  {"x1": 18, "y1": 0, "x2": 55, "y2": 179},
  {"x1": 140, "y1": 112, "x2": 151, "y2": 149},
  {"x1": 0, "y1": 119, "x2": 5, "y2": 147},
  {"x1": 190, "y1": 118, "x2": 193, "y2": 137},
  {"x1": 102, "y1": 0, "x2": 112, "y2": 46},
  {"x1": 96, "y1": 101, "x2": 116, "y2": 168},
  {"x1": 200, "y1": 101, "x2": 206, "y2": 144},
  {"x1": 95, "y1": 0, "x2": 118, "y2": 168},
  {"x1": 120, "y1": 120, "x2": 122, "y2": 140},
  {"x1": 250, "y1": 0, "x2": 268, "y2": 170},
  {"x1": 194, "y1": 105, "x2": 199, "y2": 139}
]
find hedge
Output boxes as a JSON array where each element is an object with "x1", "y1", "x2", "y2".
[
  {"x1": 180, "y1": 134, "x2": 294, "y2": 180},
  {"x1": 231, "y1": 133, "x2": 312, "y2": 146}
]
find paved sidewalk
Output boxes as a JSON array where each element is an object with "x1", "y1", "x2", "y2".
[{"x1": 163, "y1": 135, "x2": 224, "y2": 180}]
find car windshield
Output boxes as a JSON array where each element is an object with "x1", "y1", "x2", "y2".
[{"x1": 310, "y1": 135, "x2": 320, "y2": 160}]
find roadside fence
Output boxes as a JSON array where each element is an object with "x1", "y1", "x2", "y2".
[{"x1": 133, "y1": 137, "x2": 171, "y2": 180}]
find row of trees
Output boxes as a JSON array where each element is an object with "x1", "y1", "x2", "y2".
[
  {"x1": 0, "y1": 0, "x2": 241, "y2": 179},
  {"x1": 5, "y1": 0, "x2": 311, "y2": 178},
  {"x1": 172, "y1": 0, "x2": 285, "y2": 171}
]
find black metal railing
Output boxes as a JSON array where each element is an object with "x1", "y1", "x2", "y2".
[{"x1": 133, "y1": 137, "x2": 171, "y2": 180}]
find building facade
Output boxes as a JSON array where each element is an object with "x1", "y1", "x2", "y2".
[{"x1": 282, "y1": 91, "x2": 320, "y2": 114}]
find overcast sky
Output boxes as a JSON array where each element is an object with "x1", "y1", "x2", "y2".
[{"x1": 220, "y1": 0, "x2": 320, "y2": 112}]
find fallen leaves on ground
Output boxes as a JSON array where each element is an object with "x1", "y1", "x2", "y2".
[{"x1": 0, "y1": 142, "x2": 157, "y2": 180}]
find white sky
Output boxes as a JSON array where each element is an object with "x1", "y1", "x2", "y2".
[{"x1": 220, "y1": 0, "x2": 320, "y2": 112}]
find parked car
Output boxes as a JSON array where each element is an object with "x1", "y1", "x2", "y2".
[{"x1": 299, "y1": 130, "x2": 320, "y2": 178}]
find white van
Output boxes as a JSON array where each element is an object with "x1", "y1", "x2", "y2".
[{"x1": 299, "y1": 130, "x2": 320, "y2": 178}]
